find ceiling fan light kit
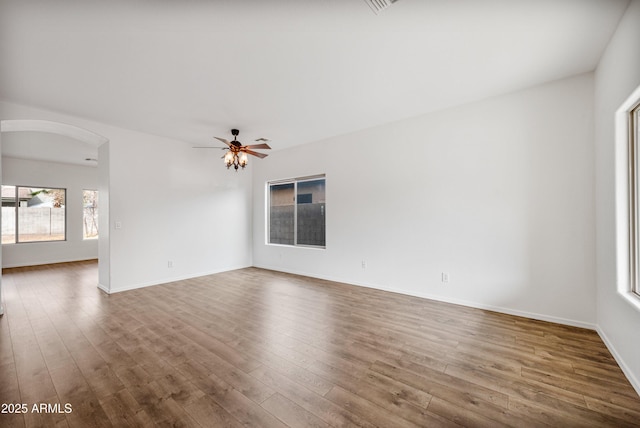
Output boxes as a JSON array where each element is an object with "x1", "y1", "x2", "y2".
[
  {"x1": 224, "y1": 129, "x2": 248, "y2": 171},
  {"x1": 195, "y1": 128, "x2": 271, "y2": 171},
  {"x1": 224, "y1": 147, "x2": 249, "y2": 171}
]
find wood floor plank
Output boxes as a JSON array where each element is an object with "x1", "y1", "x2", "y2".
[
  {"x1": 156, "y1": 325, "x2": 277, "y2": 404},
  {"x1": 583, "y1": 395, "x2": 640, "y2": 425},
  {"x1": 0, "y1": 362, "x2": 26, "y2": 428},
  {"x1": 444, "y1": 360, "x2": 588, "y2": 408},
  {"x1": 183, "y1": 395, "x2": 243, "y2": 428},
  {"x1": 371, "y1": 359, "x2": 510, "y2": 409},
  {"x1": 428, "y1": 396, "x2": 515, "y2": 428},
  {"x1": 0, "y1": 261, "x2": 638, "y2": 427},
  {"x1": 249, "y1": 364, "x2": 379, "y2": 428},
  {"x1": 98, "y1": 389, "x2": 156, "y2": 428},
  {"x1": 261, "y1": 393, "x2": 330, "y2": 428},
  {"x1": 324, "y1": 385, "x2": 425, "y2": 428},
  {"x1": 0, "y1": 362, "x2": 22, "y2": 409},
  {"x1": 508, "y1": 396, "x2": 637, "y2": 428},
  {"x1": 521, "y1": 366, "x2": 640, "y2": 405}
]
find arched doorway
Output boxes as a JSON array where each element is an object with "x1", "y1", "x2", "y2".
[{"x1": 0, "y1": 119, "x2": 109, "y2": 315}]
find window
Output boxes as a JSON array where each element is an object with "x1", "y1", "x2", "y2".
[
  {"x1": 1, "y1": 185, "x2": 66, "y2": 243},
  {"x1": 268, "y1": 175, "x2": 325, "y2": 247},
  {"x1": 629, "y1": 102, "x2": 640, "y2": 297},
  {"x1": 618, "y1": 83, "x2": 640, "y2": 311},
  {"x1": 83, "y1": 190, "x2": 99, "y2": 239}
]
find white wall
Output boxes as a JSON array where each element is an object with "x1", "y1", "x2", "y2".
[
  {"x1": 98, "y1": 142, "x2": 110, "y2": 291},
  {"x1": 253, "y1": 73, "x2": 596, "y2": 328},
  {"x1": 105, "y1": 127, "x2": 253, "y2": 292},
  {"x1": 1, "y1": 157, "x2": 99, "y2": 267},
  {"x1": 0, "y1": 101, "x2": 253, "y2": 292},
  {"x1": 594, "y1": 0, "x2": 640, "y2": 395}
]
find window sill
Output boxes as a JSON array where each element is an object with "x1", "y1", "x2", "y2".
[
  {"x1": 266, "y1": 243, "x2": 326, "y2": 250},
  {"x1": 619, "y1": 290, "x2": 640, "y2": 313},
  {"x1": 2, "y1": 240, "x2": 67, "y2": 245}
]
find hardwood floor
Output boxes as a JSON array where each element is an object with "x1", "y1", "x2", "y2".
[{"x1": 0, "y1": 261, "x2": 639, "y2": 427}]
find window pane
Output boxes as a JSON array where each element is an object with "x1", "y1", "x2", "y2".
[
  {"x1": 18, "y1": 187, "x2": 66, "y2": 242},
  {"x1": 269, "y1": 183, "x2": 295, "y2": 245},
  {"x1": 83, "y1": 190, "x2": 99, "y2": 239},
  {"x1": 1, "y1": 185, "x2": 16, "y2": 244},
  {"x1": 296, "y1": 179, "x2": 326, "y2": 246}
]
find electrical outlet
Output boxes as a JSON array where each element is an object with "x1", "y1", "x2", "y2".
[
  {"x1": 168, "y1": 261, "x2": 173, "y2": 268},
  {"x1": 361, "y1": 260, "x2": 367, "y2": 269},
  {"x1": 441, "y1": 272, "x2": 450, "y2": 283}
]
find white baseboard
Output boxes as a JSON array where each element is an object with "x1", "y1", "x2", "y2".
[
  {"x1": 104, "y1": 264, "x2": 252, "y2": 294},
  {"x1": 596, "y1": 326, "x2": 640, "y2": 397},
  {"x1": 2, "y1": 256, "x2": 98, "y2": 269},
  {"x1": 253, "y1": 264, "x2": 597, "y2": 330}
]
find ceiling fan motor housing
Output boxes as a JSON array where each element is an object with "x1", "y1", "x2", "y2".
[{"x1": 230, "y1": 129, "x2": 242, "y2": 148}]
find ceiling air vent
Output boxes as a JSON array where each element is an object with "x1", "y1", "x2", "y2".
[{"x1": 363, "y1": 0, "x2": 399, "y2": 15}]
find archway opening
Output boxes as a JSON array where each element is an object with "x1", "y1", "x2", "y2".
[{"x1": 0, "y1": 120, "x2": 110, "y2": 315}]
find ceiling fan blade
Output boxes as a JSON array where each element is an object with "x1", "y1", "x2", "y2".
[
  {"x1": 214, "y1": 137, "x2": 231, "y2": 146},
  {"x1": 193, "y1": 146, "x2": 226, "y2": 149},
  {"x1": 244, "y1": 143, "x2": 271, "y2": 150},
  {"x1": 242, "y1": 148, "x2": 269, "y2": 159}
]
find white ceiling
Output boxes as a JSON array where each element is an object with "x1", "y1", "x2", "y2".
[{"x1": 0, "y1": 0, "x2": 630, "y2": 164}]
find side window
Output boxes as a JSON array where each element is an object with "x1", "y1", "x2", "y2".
[
  {"x1": 268, "y1": 176, "x2": 326, "y2": 248},
  {"x1": 618, "y1": 83, "x2": 640, "y2": 311},
  {"x1": 629, "y1": 103, "x2": 640, "y2": 297},
  {"x1": 83, "y1": 190, "x2": 99, "y2": 239}
]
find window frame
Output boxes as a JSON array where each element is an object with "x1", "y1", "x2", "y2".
[
  {"x1": 631, "y1": 103, "x2": 640, "y2": 296},
  {"x1": 616, "y1": 83, "x2": 640, "y2": 312},
  {"x1": 1, "y1": 184, "x2": 67, "y2": 244},
  {"x1": 267, "y1": 174, "x2": 326, "y2": 249}
]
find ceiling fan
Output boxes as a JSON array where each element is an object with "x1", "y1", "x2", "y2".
[{"x1": 194, "y1": 129, "x2": 271, "y2": 171}]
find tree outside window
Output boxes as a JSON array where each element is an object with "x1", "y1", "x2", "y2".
[{"x1": 83, "y1": 190, "x2": 99, "y2": 239}]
